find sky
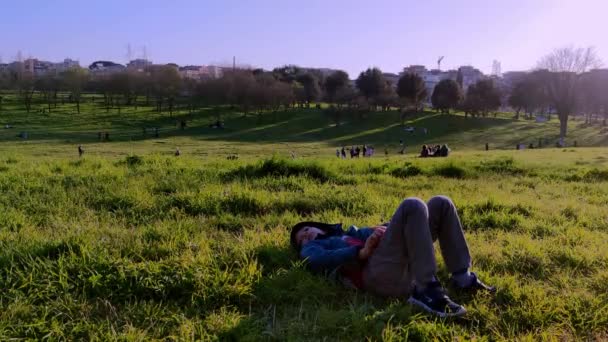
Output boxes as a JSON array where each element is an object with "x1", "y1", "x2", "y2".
[{"x1": 1, "y1": 0, "x2": 606, "y2": 77}]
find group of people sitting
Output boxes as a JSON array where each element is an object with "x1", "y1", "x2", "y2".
[
  {"x1": 420, "y1": 144, "x2": 450, "y2": 158},
  {"x1": 337, "y1": 145, "x2": 375, "y2": 159}
]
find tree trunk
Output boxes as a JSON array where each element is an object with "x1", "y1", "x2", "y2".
[{"x1": 559, "y1": 113, "x2": 568, "y2": 139}]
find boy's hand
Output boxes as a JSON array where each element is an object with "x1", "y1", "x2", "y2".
[{"x1": 358, "y1": 227, "x2": 387, "y2": 260}]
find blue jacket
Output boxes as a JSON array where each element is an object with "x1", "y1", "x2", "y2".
[{"x1": 300, "y1": 225, "x2": 375, "y2": 274}]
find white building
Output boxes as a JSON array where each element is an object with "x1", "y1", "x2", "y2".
[
  {"x1": 458, "y1": 66, "x2": 484, "y2": 91},
  {"x1": 179, "y1": 65, "x2": 204, "y2": 79},
  {"x1": 127, "y1": 59, "x2": 152, "y2": 72},
  {"x1": 202, "y1": 65, "x2": 223, "y2": 79}
]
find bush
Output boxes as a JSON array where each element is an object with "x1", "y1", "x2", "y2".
[
  {"x1": 390, "y1": 163, "x2": 423, "y2": 178},
  {"x1": 433, "y1": 163, "x2": 467, "y2": 179},
  {"x1": 475, "y1": 157, "x2": 525, "y2": 175},
  {"x1": 225, "y1": 157, "x2": 342, "y2": 183}
]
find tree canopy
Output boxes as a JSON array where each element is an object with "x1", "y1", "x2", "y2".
[
  {"x1": 397, "y1": 72, "x2": 427, "y2": 111},
  {"x1": 431, "y1": 79, "x2": 462, "y2": 114}
]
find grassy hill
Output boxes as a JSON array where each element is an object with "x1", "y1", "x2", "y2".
[
  {"x1": 1, "y1": 96, "x2": 608, "y2": 339},
  {"x1": 1, "y1": 95, "x2": 607, "y2": 158},
  {"x1": 0, "y1": 152, "x2": 607, "y2": 340}
]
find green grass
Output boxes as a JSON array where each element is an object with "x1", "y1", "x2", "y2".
[
  {"x1": 1, "y1": 92, "x2": 607, "y2": 160},
  {"x1": 1, "y1": 95, "x2": 608, "y2": 339},
  {"x1": 0, "y1": 151, "x2": 608, "y2": 340}
]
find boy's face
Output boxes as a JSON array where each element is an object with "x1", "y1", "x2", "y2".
[{"x1": 295, "y1": 226, "x2": 326, "y2": 247}]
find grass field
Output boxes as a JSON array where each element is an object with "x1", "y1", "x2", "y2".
[
  {"x1": 1, "y1": 97, "x2": 608, "y2": 340},
  {"x1": 1, "y1": 93, "x2": 608, "y2": 159}
]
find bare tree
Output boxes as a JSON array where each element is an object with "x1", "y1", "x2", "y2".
[
  {"x1": 537, "y1": 46, "x2": 603, "y2": 138},
  {"x1": 538, "y1": 47, "x2": 602, "y2": 73},
  {"x1": 61, "y1": 68, "x2": 89, "y2": 114}
]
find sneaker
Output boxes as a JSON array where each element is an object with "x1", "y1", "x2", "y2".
[
  {"x1": 407, "y1": 282, "x2": 467, "y2": 318},
  {"x1": 450, "y1": 272, "x2": 496, "y2": 293}
]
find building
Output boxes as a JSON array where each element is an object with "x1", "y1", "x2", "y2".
[
  {"x1": 179, "y1": 65, "x2": 204, "y2": 79},
  {"x1": 500, "y1": 71, "x2": 528, "y2": 90},
  {"x1": 88, "y1": 61, "x2": 126, "y2": 76},
  {"x1": 23, "y1": 58, "x2": 55, "y2": 76},
  {"x1": 458, "y1": 66, "x2": 484, "y2": 91},
  {"x1": 127, "y1": 58, "x2": 152, "y2": 72},
  {"x1": 382, "y1": 72, "x2": 399, "y2": 88},
  {"x1": 202, "y1": 65, "x2": 223, "y2": 79},
  {"x1": 54, "y1": 58, "x2": 80, "y2": 73},
  {"x1": 402, "y1": 65, "x2": 427, "y2": 76},
  {"x1": 399, "y1": 65, "x2": 462, "y2": 101}
]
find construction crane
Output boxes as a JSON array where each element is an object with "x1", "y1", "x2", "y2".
[{"x1": 437, "y1": 56, "x2": 445, "y2": 71}]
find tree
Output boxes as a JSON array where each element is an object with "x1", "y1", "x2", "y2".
[
  {"x1": 35, "y1": 74, "x2": 60, "y2": 113},
  {"x1": 324, "y1": 70, "x2": 349, "y2": 104},
  {"x1": 272, "y1": 65, "x2": 301, "y2": 83},
  {"x1": 375, "y1": 83, "x2": 397, "y2": 112},
  {"x1": 61, "y1": 68, "x2": 89, "y2": 114},
  {"x1": 16, "y1": 74, "x2": 35, "y2": 113},
  {"x1": 295, "y1": 73, "x2": 320, "y2": 107},
  {"x1": 107, "y1": 72, "x2": 133, "y2": 114},
  {"x1": 224, "y1": 70, "x2": 256, "y2": 115},
  {"x1": 431, "y1": 79, "x2": 462, "y2": 114},
  {"x1": 578, "y1": 69, "x2": 608, "y2": 124},
  {"x1": 148, "y1": 65, "x2": 182, "y2": 115},
  {"x1": 462, "y1": 79, "x2": 501, "y2": 117},
  {"x1": 397, "y1": 72, "x2": 428, "y2": 112},
  {"x1": 355, "y1": 68, "x2": 385, "y2": 103},
  {"x1": 508, "y1": 75, "x2": 547, "y2": 120},
  {"x1": 536, "y1": 46, "x2": 603, "y2": 138}
]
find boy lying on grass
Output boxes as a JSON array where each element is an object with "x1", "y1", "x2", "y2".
[{"x1": 290, "y1": 196, "x2": 495, "y2": 317}]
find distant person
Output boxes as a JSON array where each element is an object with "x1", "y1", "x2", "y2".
[
  {"x1": 420, "y1": 145, "x2": 430, "y2": 158},
  {"x1": 175, "y1": 148, "x2": 181, "y2": 156},
  {"x1": 363, "y1": 145, "x2": 368, "y2": 157},
  {"x1": 528, "y1": 143, "x2": 534, "y2": 149},
  {"x1": 485, "y1": 143, "x2": 489, "y2": 151},
  {"x1": 385, "y1": 148, "x2": 389, "y2": 157},
  {"x1": 439, "y1": 144, "x2": 450, "y2": 157},
  {"x1": 290, "y1": 196, "x2": 495, "y2": 317},
  {"x1": 78, "y1": 145, "x2": 84, "y2": 157},
  {"x1": 355, "y1": 146, "x2": 361, "y2": 158},
  {"x1": 341, "y1": 146, "x2": 346, "y2": 159},
  {"x1": 433, "y1": 145, "x2": 441, "y2": 157},
  {"x1": 336, "y1": 149, "x2": 341, "y2": 158}
]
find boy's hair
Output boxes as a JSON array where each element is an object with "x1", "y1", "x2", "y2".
[{"x1": 290, "y1": 221, "x2": 343, "y2": 251}]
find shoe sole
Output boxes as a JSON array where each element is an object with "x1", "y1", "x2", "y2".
[{"x1": 407, "y1": 297, "x2": 467, "y2": 318}]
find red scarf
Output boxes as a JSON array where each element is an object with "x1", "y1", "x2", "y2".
[{"x1": 340, "y1": 236, "x2": 365, "y2": 289}]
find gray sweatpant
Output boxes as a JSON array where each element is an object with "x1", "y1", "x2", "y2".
[{"x1": 362, "y1": 196, "x2": 471, "y2": 297}]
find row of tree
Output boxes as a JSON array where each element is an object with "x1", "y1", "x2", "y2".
[{"x1": 0, "y1": 47, "x2": 605, "y2": 138}]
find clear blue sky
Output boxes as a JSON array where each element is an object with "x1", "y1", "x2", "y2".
[{"x1": 1, "y1": 0, "x2": 606, "y2": 77}]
